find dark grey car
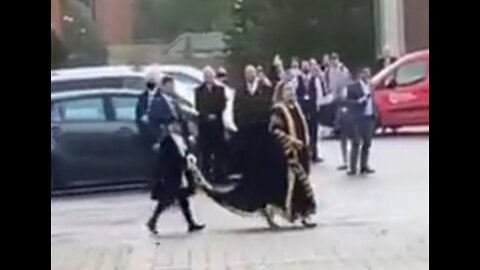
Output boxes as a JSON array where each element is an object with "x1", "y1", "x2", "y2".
[{"x1": 51, "y1": 89, "x2": 196, "y2": 191}]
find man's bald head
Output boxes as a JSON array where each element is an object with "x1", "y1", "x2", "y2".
[
  {"x1": 203, "y1": 66, "x2": 216, "y2": 84},
  {"x1": 244, "y1": 65, "x2": 257, "y2": 83}
]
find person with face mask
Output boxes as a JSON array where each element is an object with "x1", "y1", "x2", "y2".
[{"x1": 136, "y1": 68, "x2": 163, "y2": 152}]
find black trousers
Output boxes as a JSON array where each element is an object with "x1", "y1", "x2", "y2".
[
  {"x1": 150, "y1": 192, "x2": 195, "y2": 227},
  {"x1": 349, "y1": 116, "x2": 376, "y2": 172},
  {"x1": 301, "y1": 106, "x2": 319, "y2": 160},
  {"x1": 198, "y1": 121, "x2": 225, "y2": 182}
]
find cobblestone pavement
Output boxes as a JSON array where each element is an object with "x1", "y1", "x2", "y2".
[{"x1": 51, "y1": 136, "x2": 429, "y2": 270}]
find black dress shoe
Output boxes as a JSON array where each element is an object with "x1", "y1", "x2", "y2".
[
  {"x1": 347, "y1": 170, "x2": 357, "y2": 176},
  {"x1": 360, "y1": 168, "x2": 375, "y2": 174},
  {"x1": 312, "y1": 157, "x2": 324, "y2": 163},
  {"x1": 301, "y1": 218, "x2": 317, "y2": 228},
  {"x1": 188, "y1": 224, "x2": 206, "y2": 233},
  {"x1": 147, "y1": 219, "x2": 158, "y2": 235},
  {"x1": 337, "y1": 165, "x2": 348, "y2": 171}
]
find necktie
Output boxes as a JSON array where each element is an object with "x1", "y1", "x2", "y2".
[{"x1": 147, "y1": 91, "x2": 155, "y2": 113}]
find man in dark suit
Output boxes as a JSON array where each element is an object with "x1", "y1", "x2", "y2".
[
  {"x1": 147, "y1": 76, "x2": 205, "y2": 235},
  {"x1": 195, "y1": 66, "x2": 227, "y2": 181},
  {"x1": 135, "y1": 71, "x2": 162, "y2": 150},
  {"x1": 234, "y1": 64, "x2": 273, "y2": 130},
  {"x1": 231, "y1": 65, "x2": 273, "y2": 175},
  {"x1": 296, "y1": 60, "x2": 324, "y2": 163},
  {"x1": 345, "y1": 67, "x2": 376, "y2": 176}
]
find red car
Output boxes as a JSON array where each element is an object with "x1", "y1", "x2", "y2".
[{"x1": 372, "y1": 49, "x2": 429, "y2": 130}]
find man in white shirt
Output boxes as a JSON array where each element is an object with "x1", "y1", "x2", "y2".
[
  {"x1": 290, "y1": 57, "x2": 301, "y2": 77},
  {"x1": 328, "y1": 53, "x2": 351, "y2": 100},
  {"x1": 295, "y1": 60, "x2": 324, "y2": 163},
  {"x1": 327, "y1": 53, "x2": 351, "y2": 171},
  {"x1": 345, "y1": 67, "x2": 376, "y2": 176},
  {"x1": 311, "y1": 63, "x2": 330, "y2": 162}
]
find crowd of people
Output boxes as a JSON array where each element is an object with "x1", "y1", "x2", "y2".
[{"x1": 136, "y1": 51, "x2": 384, "y2": 236}]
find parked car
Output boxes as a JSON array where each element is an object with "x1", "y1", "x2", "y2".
[
  {"x1": 51, "y1": 89, "x2": 197, "y2": 191},
  {"x1": 52, "y1": 65, "x2": 236, "y2": 131},
  {"x1": 51, "y1": 65, "x2": 145, "y2": 92},
  {"x1": 372, "y1": 49, "x2": 429, "y2": 130}
]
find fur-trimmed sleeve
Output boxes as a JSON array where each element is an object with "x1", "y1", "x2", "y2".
[{"x1": 270, "y1": 106, "x2": 303, "y2": 154}]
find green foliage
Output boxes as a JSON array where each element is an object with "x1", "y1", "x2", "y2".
[
  {"x1": 134, "y1": 0, "x2": 231, "y2": 42},
  {"x1": 225, "y1": 0, "x2": 376, "y2": 70}
]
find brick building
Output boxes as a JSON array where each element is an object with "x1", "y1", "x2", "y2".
[
  {"x1": 376, "y1": 0, "x2": 429, "y2": 56},
  {"x1": 51, "y1": 0, "x2": 62, "y2": 36},
  {"x1": 403, "y1": 0, "x2": 429, "y2": 52},
  {"x1": 93, "y1": 0, "x2": 136, "y2": 44},
  {"x1": 50, "y1": 0, "x2": 136, "y2": 44}
]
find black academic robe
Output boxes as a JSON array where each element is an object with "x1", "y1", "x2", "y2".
[
  {"x1": 199, "y1": 81, "x2": 289, "y2": 214},
  {"x1": 231, "y1": 81, "x2": 274, "y2": 171}
]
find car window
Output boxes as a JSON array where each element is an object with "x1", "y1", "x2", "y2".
[
  {"x1": 53, "y1": 98, "x2": 106, "y2": 122},
  {"x1": 111, "y1": 96, "x2": 138, "y2": 121},
  {"x1": 166, "y1": 72, "x2": 201, "y2": 87},
  {"x1": 51, "y1": 77, "x2": 144, "y2": 92},
  {"x1": 395, "y1": 60, "x2": 427, "y2": 86}
]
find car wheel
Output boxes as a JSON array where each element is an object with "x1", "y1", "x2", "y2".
[
  {"x1": 390, "y1": 126, "x2": 400, "y2": 134},
  {"x1": 374, "y1": 118, "x2": 383, "y2": 135}
]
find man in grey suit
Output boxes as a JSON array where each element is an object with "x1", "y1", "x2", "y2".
[{"x1": 345, "y1": 67, "x2": 376, "y2": 176}]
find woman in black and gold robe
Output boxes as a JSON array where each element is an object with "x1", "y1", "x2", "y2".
[
  {"x1": 197, "y1": 70, "x2": 316, "y2": 228},
  {"x1": 268, "y1": 81, "x2": 317, "y2": 226}
]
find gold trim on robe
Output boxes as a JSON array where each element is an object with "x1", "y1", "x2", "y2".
[{"x1": 269, "y1": 102, "x2": 316, "y2": 221}]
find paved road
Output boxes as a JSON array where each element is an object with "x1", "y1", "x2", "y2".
[{"x1": 51, "y1": 136, "x2": 429, "y2": 270}]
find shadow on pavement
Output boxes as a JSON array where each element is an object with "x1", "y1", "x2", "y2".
[
  {"x1": 323, "y1": 131, "x2": 429, "y2": 141},
  {"x1": 219, "y1": 225, "x2": 311, "y2": 235},
  {"x1": 52, "y1": 189, "x2": 147, "y2": 201},
  {"x1": 152, "y1": 231, "x2": 191, "y2": 241}
]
